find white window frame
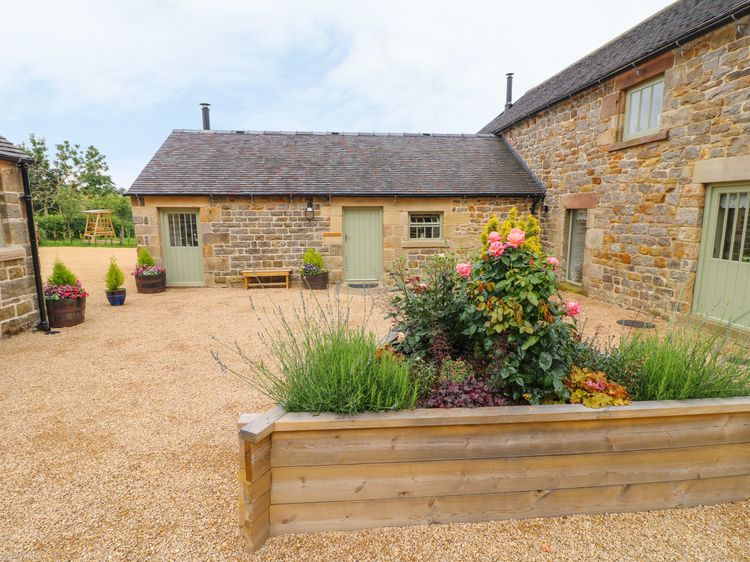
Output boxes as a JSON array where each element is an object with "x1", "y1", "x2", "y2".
[
  {"x1": 408, "y1": 213, "x2": 442, "y2": 240},
  {"x1": 622, "y1": 75, "x2": 665, "y2": 141}
]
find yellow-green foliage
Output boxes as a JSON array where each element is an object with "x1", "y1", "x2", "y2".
[
  {"x1": 48, "y1": 259, "x2": 78, "y2": 286},
  {"x1": 137, "y1": 246, "x2": 155, "y2": 267},
  {"x1": 480, "y1": 207, "x2": 542, "y2": 255},
  {"x1": 565, "y1": 366, "x2": 631, "y2": 409},
  {"x1": 104, "y1": 257, "x2": 125, "y2": 291}
]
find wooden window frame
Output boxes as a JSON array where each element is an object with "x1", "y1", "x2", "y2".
[
  {"x1": 622, "y1": 75, "x2": 665, "y2": 141},
  {"x1": 408, "y1": 212, "x2": 443, "y2": 241}
]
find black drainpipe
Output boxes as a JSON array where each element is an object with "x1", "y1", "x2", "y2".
[{"x1": 19, "y1": 162, "x2": 49, "y2": 332}]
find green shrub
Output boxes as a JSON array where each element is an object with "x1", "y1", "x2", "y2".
[
  {"x1": 36, "y1": 212, "x2": 134, "y2": 241},
  {"x1": 104, "y1": 257, "x2": 125, "y2": 291},
  {"x1": 574, "y1": 337, "x2": 643, "y2": 398},
  {"x1": 137, "y1": 246, "x2": 155, "y2": 266},
  {"x1": 213, "y1": 295, "x2": 418, "y2": 414},
  {"x1": 480, "y1": 208, "x2": 542, "y2": 256},
  {"x1": 616, "y1": 326, "x2": 750, "y2": 401},
  {"x1": 388, "y1": 254, "x2": 469, "y2": 360},
  {"x1": 439, "y1": 358, "x2": 474, "y2": 383},
  {"x1": 301, "y1": 248, "x2": 325, "y2": 275},
  {"x1": 407, "y1": 358, "x2": 438, "y2": 399},
  {"x1": 47, "y1": 259, "x2": 78, "y2": 286}
]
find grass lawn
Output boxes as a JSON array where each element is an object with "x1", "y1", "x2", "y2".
[{"x1": 39, "y1": 237, "x2": 137, "y2": 248}]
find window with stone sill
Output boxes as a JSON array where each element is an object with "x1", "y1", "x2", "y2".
[
  {"x1": 622, "y1": 75, "x2": 665, "y2": 141},
  {"x1": 409, "y1": 213, "x2": 442, "y2": 240}
]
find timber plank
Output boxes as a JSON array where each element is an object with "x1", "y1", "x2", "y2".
[
  {"x1": 271, "y1": 442, "x2": 750, "y2": 504},
  {"x1": 273, "y1": 397, "x2": 750, "y2": 432},
  {"x1": 240, "y1": 406, "x2": 285, "y2": 443},
  {"x1": 271, "y1": 413, "x2": 750, "y2": 467},
  {"x1": 269, "y1": 474, "x2": 750, "y2": 535}
]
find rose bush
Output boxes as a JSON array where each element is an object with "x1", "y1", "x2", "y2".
[{"x1": 389, "y1": 211, "x2": 583, "y2": 405}]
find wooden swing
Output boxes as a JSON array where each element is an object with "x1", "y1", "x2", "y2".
[{"x1": 82, "y1": 209, "x2": 116, "y2": 244}]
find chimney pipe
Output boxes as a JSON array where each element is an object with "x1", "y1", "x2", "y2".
[
  {"x1": 200, "y1": 103, "x2": 211, "y2": 130},
  {"x1": 505, "y1": 73, "x2": 514, "y2": 111}
]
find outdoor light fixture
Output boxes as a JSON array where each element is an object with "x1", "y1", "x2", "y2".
[{"x1": 304, "y1": 198, "x2": 315, "y2": 221}]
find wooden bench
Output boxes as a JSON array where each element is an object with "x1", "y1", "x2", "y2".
[{"x1": 242, "y1": 269, "x2": 292, "y2": 289}]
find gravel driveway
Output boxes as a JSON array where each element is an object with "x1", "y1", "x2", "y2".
[{"x1": 0, "y1": 247, "x2": 747, "y2": 561}]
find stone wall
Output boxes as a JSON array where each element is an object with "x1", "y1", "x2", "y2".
[
  {"x1": 503, "y1": 17, "x2": 750, "y2": 317},
  {"x1": 132, "y1": 194, "x2": 533, "y2": 286},
  {"x1": 0, "y1": 160, "x2": 39, "y2": 337}
]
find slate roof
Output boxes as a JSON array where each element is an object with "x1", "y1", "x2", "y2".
[
  {"x1": 126, "y1": 129, "x2": 544, "y2": 197},
  {"x1": 0, "y1": 135, "x2": 33, "y2": 163},
  {"x1": 480, "y1": 0, "x2": 750, "y2": 134}
]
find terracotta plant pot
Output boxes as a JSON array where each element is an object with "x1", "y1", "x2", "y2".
[
  {"x1": 106, "y1": 288, "x2": 127, "y2": 306},
  {"x1": 135, "y1": 272, "x2": 166, "y2": 294},
  {"x1": 46, "y1": 296, "x2": 86, "y2": 328},
  {"x1": 303, "y1": 271, "x2": 329, "y2": 290}
]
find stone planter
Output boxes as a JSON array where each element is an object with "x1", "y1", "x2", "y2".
[
  {"x1": 302, "y1": 271, "x2": 329, "y2": 290},
  {"x1": 46, "y1": 296, "x2": 86, "y2": 328},
  {"x1": 237, "y1": 397, "x2": 750, "y2": 553},
  {"x1": 135, "y1": 272, "x2": 166, "y2": 294},
  {"x1": 106, "y1": 288, "x2": 127, "y2": 306}
]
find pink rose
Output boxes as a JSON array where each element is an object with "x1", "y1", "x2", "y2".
[
  {"x1": 456, "y1": 262, "x2": 472, "y2": 278},
  {"x1": 506, "y1": 228, "x2": 526, "y2": 248},
  {"x1": 566, "y1": 301, "x2": 581, "y2": 317},
  {"x1": 489, "y1": 241, "x2": 506, "y2": 257},
  {"x1": 488, "y1": 231, "x2": 502, "y2": 243},
  {"x1": 547, "y1": 256, "x2": 560, "y2": 269}
]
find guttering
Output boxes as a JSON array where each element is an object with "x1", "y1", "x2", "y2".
[
  {"x1": 490, "y1": 2, "x2": 750, "y2": 134},
  {"x1": 17, "y1": 160, "x2": 50, "y2": 332},
  {"x1": 125, "y1": 190, "x2": 545, "y2": 198}
]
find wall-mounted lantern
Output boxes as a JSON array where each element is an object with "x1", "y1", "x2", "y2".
[{"x1": 304, "y1": 198, "x2": 315, "y2": 221}]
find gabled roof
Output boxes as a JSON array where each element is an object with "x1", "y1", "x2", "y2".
[
  {"x1": 126, "y1": 129, "x2": 544, "y2": 198},
  {"x1": 0, "y1": 135, "x2": 33, "y2": 164},
  {"x1": 480, "y1": 0, "x2": 750, "y2": 134}
]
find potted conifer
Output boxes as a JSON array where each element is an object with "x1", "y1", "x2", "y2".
[
  {"x1": 44, "y1": 259, "x2": 88, "y2": 328},
  {"x1": 133, "y1": 247, "x2": 166, "y2": 294},
  {"x1": 105, "y1": 257, "x2": 127, "y2": 306},
  {"x1": 301, "y1": 248, "x2": 328, "y2": 290}
]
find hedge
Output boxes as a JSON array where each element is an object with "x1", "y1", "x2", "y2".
[{"x1": 36, "y1": 213, "x2": 135, "y2": 240}]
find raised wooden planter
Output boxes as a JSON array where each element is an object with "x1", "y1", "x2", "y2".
[{"x1": 237, "y1": 398, "x2": 750, "y2": 553}]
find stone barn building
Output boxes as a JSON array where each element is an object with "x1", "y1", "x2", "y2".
[
  {"x1": 481, "y1": 0, "x2": 750, "y2": 328},
  {"x1": 0, "y1": 135, "x2": 43, "y2": 337},
  {"x1": 127, "y1": 131, "x2": 542, "y2": 287}
]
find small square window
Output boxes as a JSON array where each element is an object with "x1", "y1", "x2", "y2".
[
  {"x1": 623, "y1": 76, "x2": 664, "y2": 140},
  {"x1": 409, "y1": 213, "x2": 442, "y2": 240}
]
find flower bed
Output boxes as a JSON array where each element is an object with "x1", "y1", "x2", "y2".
[{"x1": 237, "y1": 397, "x2": 750, "y2": 553}]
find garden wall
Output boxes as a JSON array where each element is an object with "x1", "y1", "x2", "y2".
[{"x1": 238, "y1": 398, "x2": 750, "y2": 553}]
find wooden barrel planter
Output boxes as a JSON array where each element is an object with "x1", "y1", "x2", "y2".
[
  {"x1": 135, "y1": 273, "x2": 166, "y2": 294},
  {"x1": 46, "y1": 297, "x2": 86, "y2": 328},
  {"x1": 302, "y1": 272, "x2": 329, "y2": 290},
  {"x1": 238, "y1": 397, "x2": 750, "y2": 553}
]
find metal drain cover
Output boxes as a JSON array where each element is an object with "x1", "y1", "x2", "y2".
[{"x1": 617, "y1": 319, "x2": 656, "y2": 329}]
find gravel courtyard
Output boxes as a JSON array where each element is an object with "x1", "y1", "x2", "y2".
[{"x1": 0, "y1": 247, "x2": 748, "y2": 561}]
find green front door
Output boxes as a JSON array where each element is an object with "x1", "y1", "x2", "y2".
[
  {"x1": 343, "y1": 207, "x2": 383, "y2": 283},
  {"x1": 159, "y1": 209, "x2": 204, "y2": 287},
  {"x1": 693, "y1": 184, "x2": 750, "y2": 328}
]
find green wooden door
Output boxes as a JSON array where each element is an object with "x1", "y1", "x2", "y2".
[
  {"x1": 693, "y1": 185, "x2": 750, "y2": 328},
  {"x1": 159, "y1": 209, "x2": 205, "y2": 287},
  {"x1": 343, "y1": 207, "x2": 383, "y2": 283}
]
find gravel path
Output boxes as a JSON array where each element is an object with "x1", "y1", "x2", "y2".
[{"x1": 0, "y1": 247, "x2": 745, "y2": 561}]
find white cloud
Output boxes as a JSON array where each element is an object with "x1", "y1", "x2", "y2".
[{"x1": 2, "y1": 0, "x2": 674, "y2": 185}]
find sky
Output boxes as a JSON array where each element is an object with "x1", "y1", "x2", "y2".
[{"x1": 2, "y1": 0, "x2": 674, "y2": 189}]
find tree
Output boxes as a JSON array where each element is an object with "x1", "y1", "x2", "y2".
[
  {"x1": 55, "y1": 186, "x2": 83, "y2": 240},
  {"x1": 21, "y1": 135, "x2": 57, "y2": 215}
]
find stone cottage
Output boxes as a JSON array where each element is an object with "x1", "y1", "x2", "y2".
[
  {"x1": 480, "y1": 0, "x2": 750, "y2": 328},
  {"x1": 127, "y1": 130, "x2": 542, "y2": 287},
  {"x1": 0, "y1": 135, "x2": 44, "y2": 337}
]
